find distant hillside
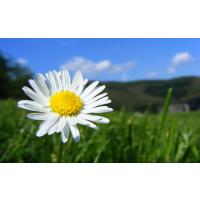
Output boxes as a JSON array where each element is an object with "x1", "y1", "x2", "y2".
[{"x1": 104, "y1": 76, "x2": 200, "y2": 112}]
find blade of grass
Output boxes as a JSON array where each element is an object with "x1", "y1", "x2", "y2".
[{"x1": 153, "y1": 88, "x2": 173, "y2": 159}]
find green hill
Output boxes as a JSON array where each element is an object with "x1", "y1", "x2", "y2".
[{"x1": 104, "y1": 76, "x2": 200, "y2": 112}]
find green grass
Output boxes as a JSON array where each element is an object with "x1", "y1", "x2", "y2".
[{"x1": 1, "y1": 95, "x2": 200, "y2": 162}]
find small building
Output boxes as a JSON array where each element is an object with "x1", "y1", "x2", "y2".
[{"x1": 168, "y1": 103, "x2": 190, "y2": 113}]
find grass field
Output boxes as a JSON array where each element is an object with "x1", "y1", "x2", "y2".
[{"x1": 1, "y1": 94, "x2": 200, "y2": 163}]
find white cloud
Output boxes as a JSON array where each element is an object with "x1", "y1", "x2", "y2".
[
  {"x1": 167, "y1": 67, "x2": 176, "y2": 74},
  {"x1": 95, "y1": 60, "x2": 111, "y2": 71},
  {"x1": 167, "y1": 52, "x2": 192, "y2": 74},
  {"x1": 147, "y1": 71, "x2": 159, "y2": 78},
  {"x1": 16, "y1": 58, "x2": 28, "y2": 66},
  {"x1": 172, "y1": 52, "x2": 191, "y2": 65},
  {"x1": 60, "y1": 56, "x2": 136, "y2": 79}
]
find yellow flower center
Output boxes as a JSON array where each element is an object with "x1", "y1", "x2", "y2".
[{"x1": 50, "y1": 91, "x2": 83, "y2": 116}]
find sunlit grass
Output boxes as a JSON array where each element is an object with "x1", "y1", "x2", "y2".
[{"x1": 1, "y1": 96, "x2": 200, "y2": 162}]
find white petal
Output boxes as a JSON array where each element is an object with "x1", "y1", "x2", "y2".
[
  {"x1": 83, "y1": 79, "x2": 88, "y2": 87},
  {"x1": 79, "y1": 114, "x2": 110, "y2": 124},
  {"x1": 36, "y1": 128, "x2": 47, "y2": 137},
  {"x1": 76, "y1": 79, "x2": 89, "y2": 96},
  {"x1": 53, "y1": 70, "x2": 63, "y2": 91},
  {"x1": 22, "y1": 86, "x2": 49, "y2": 106},
  {"x1": 60, "y1": 70, "x2": 67, "y2": 90},
  {"x1": 82, "y1": 106, "x2": 113, "y2": 114},
  {"x1": 47, "y1": 71, "x2": 58, "y2": 93},
  {"x1": 69, "y1": 125, "x2": 80, "y2": 142},
  {"x1": 84, "y1": 93, "x2": 108, "y2": 105},
  {"x1": 77, "y1": 117, "x2": 98, "y2": 129},
  {"x1": 48, "y1": 116, "x2": 60, "y2": 135},
  {"x1": 83, "y1": 85, "x2": 106, "y2": 102},
  {"x1": 84, "y1": 98, "x2": 111, "y2": 109},
  {"x1": 75, "y1": 84, "x2": 84, "y2": 96},
  {"x1": 36, "y1": 115, "x2": 58, "y2": 137},
  {"x1": 71, "y1": 71, "x2": 83, "y2": 91},
  {"x1": 67, "y1": 117, "x2": 78, "y2": 126},
  {"x1": 39, "y1": 115, "x2": 59, "y2": 130},
  {"x1": 29, "y1": 79, "x2": 47, "y2": 98},
  {"x1": 80, "y1": 81, "x2": 99, "y2": 98},
  {"x1": 27, "y1": 112, "x2": 54, "y2": 120},
  {"x1": 61, "y1": 122, "x2": 70, "y2": 143},
  {"x1": 35, "y1": 73, "x2": 51, "y2": 97},
  {"x1": 18, "y1": 100, "x2": 50, "y2": 112},
  {"x1": 56, "y1": 116, "x2": 67, "y2": 133},
  {"x1": 44, "y1": 74, "x2": 54, "y2": 94},
  {"x1": 61, "y1": 69, "x2": 71, "y2": 90}
]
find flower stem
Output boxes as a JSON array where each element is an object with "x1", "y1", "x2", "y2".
[{"x1": 57, "y1": 141, "x2": 64, "y2": 163}]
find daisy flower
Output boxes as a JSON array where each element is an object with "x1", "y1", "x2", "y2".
[{"x1": 18, "y1": 70, "x2": 113, "y2": 143}]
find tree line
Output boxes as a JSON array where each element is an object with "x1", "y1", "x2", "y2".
[{"x1": 0, "y1": 52, "x2": 32, "y2": 99}]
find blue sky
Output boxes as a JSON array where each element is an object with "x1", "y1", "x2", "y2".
[{"x1": 0, "y1": 38, "x2": 200, "y2": 81}]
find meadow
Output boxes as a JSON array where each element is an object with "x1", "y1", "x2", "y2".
[{"x1": 1, "y1": 91, "x2": 200, "y2": 163}]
